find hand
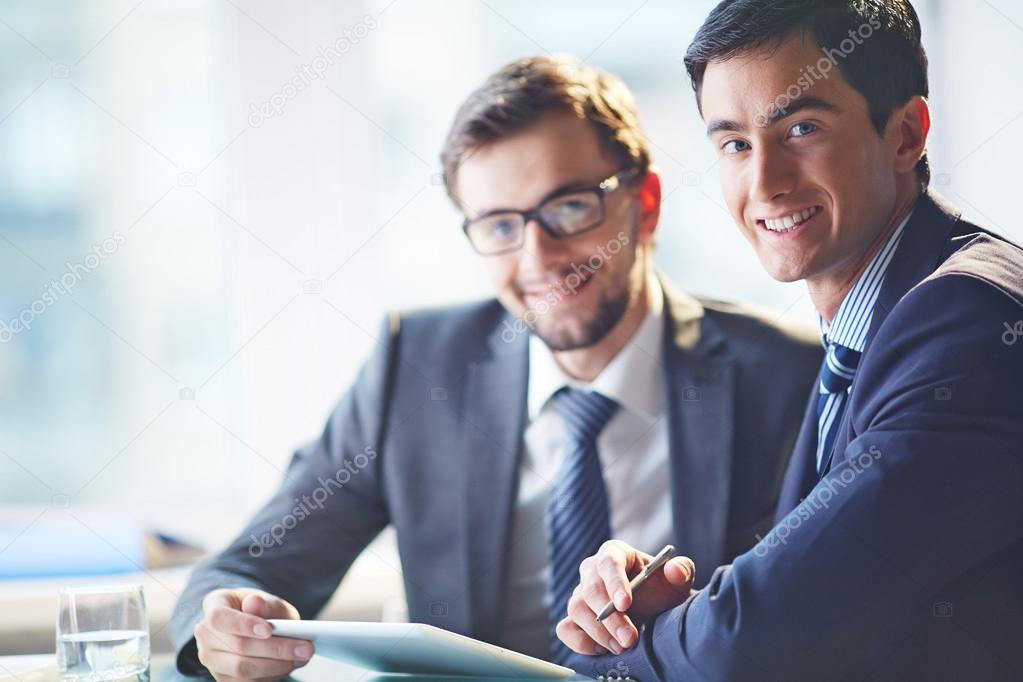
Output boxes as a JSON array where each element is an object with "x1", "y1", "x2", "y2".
[
  {"x1": 194, "y1": 588, "x2": 313, "y2": 682},
  {"x1": 556, "y1": 540, "x2": 695, "y2": 656}
]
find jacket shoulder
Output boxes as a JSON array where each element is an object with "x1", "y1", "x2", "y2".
[
  {"x1": 384, "y1": 298, "x2": 511, "y2": 367},
  {"x1": 699, "y1": 298, "x2": 821, "y2": 361},
  {"x1": 927, "y1": 232, "x2": 1023, "y2": 310},
  {"x1": 391, "y1": 298, "x2": 506, "y2": 335}
]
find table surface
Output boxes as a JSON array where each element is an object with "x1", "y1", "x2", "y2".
[{"x1": 0, "y1": 653, "x2": 596, "y2": 682}]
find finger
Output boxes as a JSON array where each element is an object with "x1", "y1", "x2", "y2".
[
  {"x1": 567, "y1": 589, "x2": 632, "y2": 655},
  {"x1": 200, "y1": 650, "x2": 299, "y2": 681},
  {"x1": 556, "y1": 617, "x2": 609, "y2": 656},
  {"x1": 196, "y1": 622, "x2": 314, "y2": 662},
  {"x1": 204, "y1": 604, "x2": 273, "y2": 639},
  {"x1": 578, "y1": 580, "x2": 637, "y2": 649},
  {"x1": 594, "y1": 540, "x2": 645, "y2": 611}
]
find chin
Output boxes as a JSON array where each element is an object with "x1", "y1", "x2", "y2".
[
  {"x1": 535, "y1": 303, "x2": 627, "y2": 351},
  {"x1": 532, "y1": 318, "x2": 599, "y2": 352},
  {"x1": 751, "y1": 247, "x2": 816, "y2": 283},
  {"x1": 751, "y1": 257, "x2": 805, "y2": 283},
  {"x1": 764, "y1": 263, "x2": 807, "y2": 283}
]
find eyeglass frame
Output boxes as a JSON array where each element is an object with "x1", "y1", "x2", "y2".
[{"x1": 461, "y1": 167, "x2": 643, "y2": 256}]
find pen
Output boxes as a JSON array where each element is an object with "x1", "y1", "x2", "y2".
[{"x1": 595, "y1": 544, "x2": 676, "y2": 622}]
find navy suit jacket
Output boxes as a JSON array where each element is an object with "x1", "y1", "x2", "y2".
[
  {"x1": 168, "y1": 278, "x2": 822, "y2": 674},
  {"x1": 575, "y1": 191, "x2": 1023, "y2": 681}
]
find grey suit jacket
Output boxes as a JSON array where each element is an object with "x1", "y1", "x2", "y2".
[{"x1": 169, "y1": 279, "x2": 822, "y2": 674}]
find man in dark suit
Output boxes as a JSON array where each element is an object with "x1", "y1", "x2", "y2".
[
  {"x1": 169, "y1": 55, "x2": 822, "y2": 680},
  {"x1": 557, "y1": 1, "x2": 1023, "y2": 680}
]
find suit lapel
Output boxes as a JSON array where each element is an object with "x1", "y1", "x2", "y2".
[
  {"x1": 661, "y1": 280, "x2": 737, "y2": 583},
  {"x1": 462, "y1": 319, "x2": 529, "y2": 643},
  {"x1": 776, "y1": 381, "x2": 823, "y2": 517},
  {"x1": 828, "y1": 191, "x2": 962, "y2": 469},
  {"x1": 863, "y1": 190, "x2": 961, "y2": 352}
]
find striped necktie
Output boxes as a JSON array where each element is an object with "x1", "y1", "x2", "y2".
[
  {"x1": 816, "y1": 341, "x2": 861, "y2": 475},
  {"x1": 546, "y1": 388, "x2": 619, "y2": 665}
]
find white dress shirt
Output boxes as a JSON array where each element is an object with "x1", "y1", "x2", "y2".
[{"x1": 496, "y1": 277, "x2": 673, "y2": 659}]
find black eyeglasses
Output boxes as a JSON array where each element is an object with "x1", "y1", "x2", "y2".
[{"x1": 462, "y1": 167, "x2": 641, "y2": 256}]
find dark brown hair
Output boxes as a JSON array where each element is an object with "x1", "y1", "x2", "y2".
[
  {"x1": 441, "y1": 55, "x2": 651, "y2": 207},
  {"x1": 684, "y1": 0, "x2": 930, "y2": 187}
]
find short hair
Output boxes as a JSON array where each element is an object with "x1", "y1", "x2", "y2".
[
  {"x1": 684, "y1": 0, "x2": 930, "y2": 187},
  {"x1": 441, "y1": 55, "x2": 651, "y2": 207}
]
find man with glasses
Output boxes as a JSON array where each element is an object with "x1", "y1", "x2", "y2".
[{"x1": 169, "y1": 55, "x2": 822, "y2": 680}]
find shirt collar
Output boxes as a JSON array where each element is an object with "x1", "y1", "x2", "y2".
[
  {"x1": 528, "y1": 275, "x2": 665, "y2": 422},
  {"x1": 820, "y1": 210, "x2": 913, "y2": 351}
]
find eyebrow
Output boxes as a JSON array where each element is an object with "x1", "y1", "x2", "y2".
[
  {"x1": 706, "y1": 96, "x2": 840, "y2": 136},
  {"x1": 469, "y1": 177, "x2": 601, "y2": 219}
]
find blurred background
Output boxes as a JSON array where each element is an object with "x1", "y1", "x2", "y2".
[{"x1": 1, "y1": 0, "x2": 1019, "y2": 653}]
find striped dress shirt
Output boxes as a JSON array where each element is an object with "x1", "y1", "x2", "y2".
[{"x1": 816, "y1": 211, "x2": 913, "y2": 472}]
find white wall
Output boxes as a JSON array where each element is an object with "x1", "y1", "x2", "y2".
[{"x1": 1, "y1": 0, "x2": 1020, "y2": 540}]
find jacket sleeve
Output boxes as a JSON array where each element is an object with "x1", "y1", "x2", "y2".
[
  {"x1": 168, "y1": 314, "x2": 397, "y2": 675},
  {"x1": 570, "y1": 273, "x2": 1023, "y2": 681}
]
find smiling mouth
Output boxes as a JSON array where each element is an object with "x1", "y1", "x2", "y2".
[
  {"x1": 757, "y1": 205, "x2": 822, "y2": 234},
  {"x1": 520, "y1": 270, "x2": 595, "y2": 303}
]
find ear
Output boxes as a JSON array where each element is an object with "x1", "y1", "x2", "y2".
[
  {"x1": 636, "y1": 168, "x2": 662, "y2": 246},
  {"x1": 892, "y1": 96, "x2": 931, "y2": 176}
]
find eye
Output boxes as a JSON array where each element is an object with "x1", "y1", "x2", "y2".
[
  {"x1": 488, "y1": 218, "x2": 518, "y2": 239},
  {"x1": 540, "y1": 193, "x2": 600, "y2": 231},
  {"x1": 555, "y1": 199, "x2": 591, "y2": 218},
  {"x1": 722, "y1": 139, "x2": 751, "y2": 155},
  {"x1": 788, "y1": 121, "x2": 818, "y2": 138}
]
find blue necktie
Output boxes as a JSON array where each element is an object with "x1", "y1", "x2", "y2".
[
  {"x1": 816, "y1": 341, "x2": 861, "y2": 476},
  {"x1": 546, "y1": 388, "x2": 619, "y2": 665}
]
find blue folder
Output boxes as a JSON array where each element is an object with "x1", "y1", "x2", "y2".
[{"x1": 0, "y1": 517, "x2": 144, "y2": 579}]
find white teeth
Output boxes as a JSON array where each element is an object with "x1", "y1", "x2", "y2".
[{"x1": 762, "y1": 206, "x2": 818, "y2": 233}]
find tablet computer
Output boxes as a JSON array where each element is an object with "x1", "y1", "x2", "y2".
[{"x1": 268, "y1": 620, "x2": 575, "y2": 679}]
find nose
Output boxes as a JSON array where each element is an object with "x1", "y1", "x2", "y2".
[
  {"x1": 521, "y1": 218, "x2": 570, "y2": 269},
  {"x1": 748, "y1": 146, "x2": 796, "y2": 205}
]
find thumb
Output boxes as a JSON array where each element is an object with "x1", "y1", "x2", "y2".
[
  {"x1": 661, "y1": 556, "x2": 695, "y2": 592},
  {"x1": 241, "y1": 592, "x2": 292, "y2": 619},
  {"x1": 629, "y1": 556, "x2": 695, "y2": 622}
]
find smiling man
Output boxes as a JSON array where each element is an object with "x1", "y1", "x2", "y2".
[
  {"x1": 168, "y1": 55, "x2": 822, "y2": 680},
  {"x1": 558, "y1": 1, "x2": 1023, "y2": 680}
]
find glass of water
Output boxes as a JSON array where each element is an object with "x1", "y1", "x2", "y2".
[{"x1": 56, "y1": 585, "x2": 150, "y2": 681}]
